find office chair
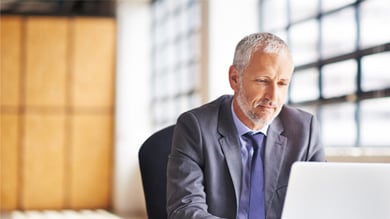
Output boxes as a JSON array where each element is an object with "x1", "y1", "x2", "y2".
[{"x1": 139, "y1": 125, "x2": 175, "y2": 219}]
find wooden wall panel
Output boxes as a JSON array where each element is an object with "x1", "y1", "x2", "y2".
[
  {"x1": 21, "y1": 113, "x2": 66, "y2": 209},
  {"x1": 0, "y1": 16, "x2": 22, "y2": 106},
  {"x1": 0, "y1": 114, "x2": 19, "y2": 210},
  {"x1": 1, "y1": 15, "x2": 116, "y2": 211},
  {"x1": 69, "y1": 114, "x2": 112, "y2": 209},
  {"x1": 71, "y1": 18, "x2": 116, "y2": 108},
  {"x1": 25, "y1": 17, "x2": 68, "y2": 107}
]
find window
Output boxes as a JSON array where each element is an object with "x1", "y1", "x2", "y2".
[
  {"x1": 260, "y1": 0, "x2": 390, "y2": 147},
  {"x1": 290, "y1": 68, "x2": 319, "y2": 102},
  {"x1": 361, "y1": 52, "x2": 390, "y2": 91},
  {"x1": 360, "y1": 98, "x2": 390, "y2": 147},
  {"x1": 321, "y1": 103, "x2": 357, "y2": 147},
  {"x1": 321, "y1": 7, "x2": 356, "y2": 58},
  {"x1": 290, "y1": 0, "x2": 318, "y2": 22},
  {"x1": 289, "y1": 19, "x2": 319, "y2": 66},
  {"x1": 322, "y1": 60, "x2": 357, "y2": 98},
  {"x1": 360, "y1": 0, "x2": 390, "y2": 48},
  {"x1": 151, "y1": 0, "x2": 205, "y2": 129}
]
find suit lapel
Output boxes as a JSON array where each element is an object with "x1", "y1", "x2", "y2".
[
  {"x1": 263, "y1": 116, "x2": 287, "y2": 214},
  {"x1": 219, "y1": 135, "x2": 242, "y2": 207},
  {"x1": 217, "y1": 96, "x2": 242, "y2": 209}
]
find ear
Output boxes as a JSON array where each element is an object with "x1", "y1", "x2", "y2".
[{"x1": 229, "y1": 65, "x2": 240, "y2": 92}]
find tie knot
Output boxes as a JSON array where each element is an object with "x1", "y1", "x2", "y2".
[{"x1": 243, "y1": 132, "x2": 265, "y2": 149}]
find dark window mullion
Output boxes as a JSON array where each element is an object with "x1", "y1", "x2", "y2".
[{"x1": 318, "y1": 0, "x2": 324, "y2": 100}]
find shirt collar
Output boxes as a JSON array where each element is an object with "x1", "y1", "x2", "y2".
[{"x1": 231, "y1": 102, "x2": 269, "y2": 137}]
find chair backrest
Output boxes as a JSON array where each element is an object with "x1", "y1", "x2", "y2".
[{"x1": 138, "y1": 125, "x2": 175, "y2": 219}]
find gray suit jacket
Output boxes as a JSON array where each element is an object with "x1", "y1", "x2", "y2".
[{"x1": 167, "y1": 95, "x2": 325, "y2": 219}]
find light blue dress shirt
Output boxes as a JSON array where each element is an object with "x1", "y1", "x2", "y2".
[{"x1": 231, "y1": 104, "x2": 268, "y2": 219}]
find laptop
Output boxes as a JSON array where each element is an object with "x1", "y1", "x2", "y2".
[{"x1": 281, "y1": 162, "x2": 390, "y2": 219}]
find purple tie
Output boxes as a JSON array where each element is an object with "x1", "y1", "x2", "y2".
[{"x1": 244, "y1": 132, "x2": 266, "y2": 219}]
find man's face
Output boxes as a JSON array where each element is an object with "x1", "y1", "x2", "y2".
[{"x1": 229, "y1": 49, "x2": 294, "y2": 130}]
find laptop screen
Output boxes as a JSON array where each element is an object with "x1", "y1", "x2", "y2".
[{"x1": 281, "y1": 162, "x2": 390, "y2": 219}]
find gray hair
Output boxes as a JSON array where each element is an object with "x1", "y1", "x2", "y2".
[{"x1": 232, "y1": 32, "x2": 290, "y2": 73}]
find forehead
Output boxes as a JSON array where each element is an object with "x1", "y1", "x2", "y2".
[{"x1": 246, "y1": 49, "x2": 294, "y2": 77}]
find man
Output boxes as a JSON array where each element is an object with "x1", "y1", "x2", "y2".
[{"x1": 166, "y1": 32, "x2": 326, "y2": 219}]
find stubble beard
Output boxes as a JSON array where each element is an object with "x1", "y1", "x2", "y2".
[{"x1": 236, "y1": 85, "x2": 268, "y2": 129}]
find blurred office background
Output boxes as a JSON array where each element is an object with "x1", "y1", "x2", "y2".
[{"x1": 1, "y1": 0, "x2": 389, "y2": 218}]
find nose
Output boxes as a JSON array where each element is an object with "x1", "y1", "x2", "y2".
[{"x1": 265, "y1": 83, "x2": 278, "y2": 102}]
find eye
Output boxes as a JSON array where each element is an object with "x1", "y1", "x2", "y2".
[
  {"x1": 255, "y1": 78, "x2": 268, "y2": 83},
  {"x1": 278, "y1": 80, "x2": 289, "y2": 86}
]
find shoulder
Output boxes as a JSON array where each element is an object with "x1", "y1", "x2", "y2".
[
  {"x1": 175, "y1": 95, "x2": 233, "y2": 132},
  {"x1": 279, "y1": 105, "x2": 314, "y2": 122}
]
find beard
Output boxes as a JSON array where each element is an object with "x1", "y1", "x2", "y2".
[{"x1": 236, "y1": 83, "x2": 280, "y2": 128}]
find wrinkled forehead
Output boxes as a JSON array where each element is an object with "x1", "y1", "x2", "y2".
[{"x1": 251, "y1": 48, "x2": 294, "y2": 68}]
